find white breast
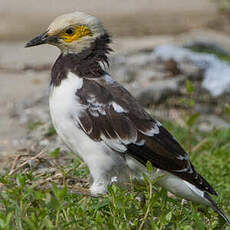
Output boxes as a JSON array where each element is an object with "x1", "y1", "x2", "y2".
[
  {"x1": 49, "y1": 72, "x2": 126, "y2": 176},
  {"x1": 49, "y1": 72, "x2": 96, "y2": 156},
  {"x1": 49, "y1": 72, "x2": 85, "y2": 153}
]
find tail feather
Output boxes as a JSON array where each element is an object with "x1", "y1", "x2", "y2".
[{"x1": 204, "y1": 192, "x2": 230, "y2": 227}]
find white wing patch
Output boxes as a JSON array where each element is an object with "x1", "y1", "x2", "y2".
[
  {"x1": 136, "y1": 139, "x2": 145, "y2": 146},
  {"x1": 87, "y1": 94, "x2": 106, "y2": 117},
  {"x1": 156, "y1": 120, "x2": 162, "y2": 126},
  {"x1": 111, "y1": 102, "x2": 127, "y2": 113},
  {"x1": 101, "y1": 135, "x2": 127, "y2": 152},
  {"x1": 173, "y1": 161, "x2": 193, "y2": 174},
  {"x1": 140, "y1": 122, "x2": 160, "y2": 136},
  {"x1": 86, "y1": 94, "x2": 127, "y2": 117},
  {"x1": 176, "y1": 155, "x2": 189, "y2": 160}
]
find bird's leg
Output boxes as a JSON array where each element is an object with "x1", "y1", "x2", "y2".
[
  {"x1": 88, "y1": 161, "x2": 129, "y2": 196},
  {"x1": 89, "y1": 170, "x2": 110, "y2": 195}
]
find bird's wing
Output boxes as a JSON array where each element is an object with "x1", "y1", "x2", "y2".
[{"x1": 75, "y1": 74, "x2": 216, "y2": 195}]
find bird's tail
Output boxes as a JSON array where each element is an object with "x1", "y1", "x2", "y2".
[{"x1": 204, "y1": 192, "x2": 230, "y2": 227}]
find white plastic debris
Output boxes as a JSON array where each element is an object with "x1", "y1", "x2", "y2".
[{"x1": 153, "y1": 44, "x2": 230, "y2": 96}]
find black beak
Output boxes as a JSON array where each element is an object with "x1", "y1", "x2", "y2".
[{"x1": 25, "y1": 31, "x2": 49, "y2": 48}]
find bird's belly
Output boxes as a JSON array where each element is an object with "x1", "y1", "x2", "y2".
[
  {"x1": 49, "y1": 109, "x2": 86, "y2": 159},
  {"x1": 49, "y1": 87, "x2": 99, "y2": 160},
  {"x1": 49, "y1": 98, "x2": 128, "y2": 180},
  {"x1": 49, "y1": 76, "x2": 127, "y2": 176}
]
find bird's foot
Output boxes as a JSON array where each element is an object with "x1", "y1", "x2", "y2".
[
  {"x1": 90, "y1": 182, "x2": 107, "y2": 196},
  {"x1": 181, "y1": 198, "x2": 188, "y2": 205}
]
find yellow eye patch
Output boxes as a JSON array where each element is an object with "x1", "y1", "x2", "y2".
[{"x1": 60, "y1": 25, "x2": 92, "y2": 43}]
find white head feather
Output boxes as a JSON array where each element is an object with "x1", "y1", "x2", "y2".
[
  {"x1": 47, "y1": 11, "x2": 106, "y2": 53},
  {"x1": 47, "y1": 11, "x2": 105, "y2": 37}
]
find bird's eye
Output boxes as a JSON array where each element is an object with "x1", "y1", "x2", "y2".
[{"x1": 65, "y1": 28, "x2": 74, "y2": 35}]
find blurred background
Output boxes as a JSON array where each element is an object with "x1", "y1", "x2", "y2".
[
  {"x1": 0, "y1": 0, "x2": 222, "y2": 39},
  {"x1": 1, "y1": 0, "x2": 230, "y2": 155}
]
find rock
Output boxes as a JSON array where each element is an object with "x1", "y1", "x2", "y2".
[
  {"x1": 134, "y1": 78, "x2": 180, "y2": 106},
  {"x1": 122, "y1": 52, "x2": 155, "y2": 67},
  {"x1": 179, "y1": 63, "x2": 204, "y2": 80},
  {"x1": 154, "y1": 44, "x2": 230, "y2": 96},
  {"x1": 198, "y1": 115, "x2": 230, "y2": 132},
  {"x1": 163, "y1": 59, "x2": 181, "y2": 76},
  {"x1": 113, "y1": 68, "x2": 136, "y2": 83}
]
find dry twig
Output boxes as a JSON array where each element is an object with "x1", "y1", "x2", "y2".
[
  {"x1": 191, "y1": 137, "x2": 209, "y2": 153},
  {"x1": 9, "y1": 148, "x2": 47, "y2": 175}
]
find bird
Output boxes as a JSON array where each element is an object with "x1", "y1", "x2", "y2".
[{"x1": 25, "y1": 11, "x2": 230, "y2": 226}]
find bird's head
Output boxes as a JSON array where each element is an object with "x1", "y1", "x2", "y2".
[{"x1": 25, "y1": 11, "x2": 106, "y2": 53}]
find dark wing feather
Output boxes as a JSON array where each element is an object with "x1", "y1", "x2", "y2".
[{"x1": 75, "y1": 75, "x2": 217, "y2": 195}]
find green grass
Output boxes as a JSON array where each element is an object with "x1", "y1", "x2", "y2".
[{"x1": 0, "y1": 123, "x2": 230, "y2": 229}]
